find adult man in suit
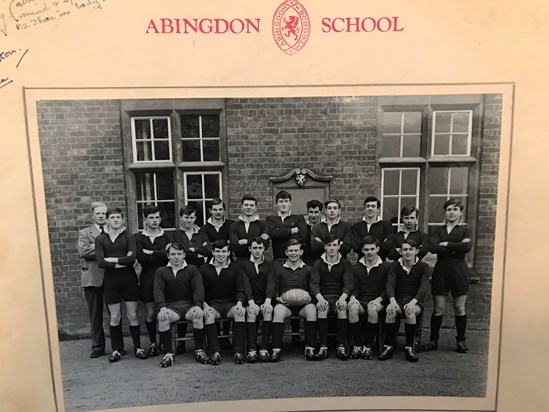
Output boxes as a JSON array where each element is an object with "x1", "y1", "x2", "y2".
[{"x1": 77, "y1": 201, "x2": 108, "y2": 358}]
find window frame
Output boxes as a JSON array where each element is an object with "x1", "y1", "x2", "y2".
[{"x1": 380, "y1": 167, "x2": 421, "y2": 227}]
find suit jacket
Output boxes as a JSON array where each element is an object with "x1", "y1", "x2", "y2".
[{"x1": 77, "y1": 225, "x2": 105, "y2": 287}]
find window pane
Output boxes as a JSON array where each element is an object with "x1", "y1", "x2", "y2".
[
  {"x1": 186, "y1": 175, "x2": 203, "y2": 200},
  {"x1": 449, "y1": 168, "x2": 469, "y2": 194},
  {"x1": 157, "y1": 201, "x2": 176, "y2": 229},
  {"x1": 136, "y1": 141, "x2": 152, "y2": 161},
  {"x1": 203, "y1": 139, "x2": 220, "y2": 161},
  {"x1": 402, "y1": 134, "x2": 421, "y2": 157},
  {"x1": 154, "y1": 140, "x2": 170, "y2": 161},
  {"x1": 429, "y1": 196, "x2": 447, "y2": 224},
  {"x1": 202, "y1": 115, "x2": 220, "y2": 137},
  {"x1": 403, "y1": 112, "x2": 421, "y2": 133},
  {"x1": 382, "y1": 197, "x2": 399, "y2": 225},
  {"x1": 453, "y1": 112, "x2": 470, "y2": 133},
  {"x1": 187, "y1": 201, "x2": 205, "y2": 227},
  {"x1": 181, "y1": 115, "x2": 200, "y2": 138},
  {"x1": 204, "y1": 174, "x2": 221, "y2": 198},
  {"x1": 400, "y1": 196, "x2": 418, "y2": 210},
  {"x1": 383, "y1": 170, "x2": 400, "y2": 196},
  {"x1": 182, "y1": 140, "x2": 201, "y2": 162},
  {"x1": 152, "y1": 118, "x2": 169, "y2": 139},
  {"x1": 381, "y1": 135, "x2": 401, "y2": 157},
  {"x1": 434, "y1": 112, "x2": 451, "y2": 133},
  {"x1": 136, "y1": 173, "x2": 154, "y2": 201},
  {"x1": 451, "y1": 134, "x2": 469, "y2": 155},
  {"x1": 134, "y1": 119, "x2": 150, "y2": 140},
  {"x1": 401, "y1": 169, "x2": 418, "y2": 195},
  {"x1": 429, "y1": 168, "x2": 449, "y2": 194},
  {"x1": 382, "y1": 112, "x2": 402, "y2": 134},
  {"x1": 433, "y1": 134, "x2": 450, "y2": 156},
  {"x1": 156, "y1": 171, "x2": 174, "y2": 200}
]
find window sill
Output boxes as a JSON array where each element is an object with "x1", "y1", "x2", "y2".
[
  {"x1": 379, "y1": 157, "x2": 427, "y2": 165},
  {"x1": 177, "y1": 161, "x2": 225, "y2": 168},
  {"x1": 128, "y1": 162, "x2": 175, "y2": 170},
  {"x1": 428, "y1": 156, "x2": 477, "y2": 164}
]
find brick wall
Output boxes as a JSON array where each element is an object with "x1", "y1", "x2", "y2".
[
  {"x1": 38, "y1": 95, "x2": 500, "y2": 338},
  {"x1": 37, "y1": 100, "x2": 127, "y2": 338}
]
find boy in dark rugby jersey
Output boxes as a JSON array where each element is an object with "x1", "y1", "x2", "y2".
[
  {"x1": 302, "y1": 199, "x2": 324, "y2": 265},
  {"x1": 201, "y1": 240, "x2": 247, "y2": 365},
  {"x1": 134, "y1": 205, "x2": 170, "y2": 357},
  {"x1": 267, "y1": 190, "x2": 307, "y2": 261},
  {"x1": 229, "y1": 194, "x2": 270, "y2": 260},
  {"x1": 351, "y1": 196, "x2": 394, "y2": 260},
  {"x1": 171, "y1": 205, "x2": 211, "y2": 267},
  {"x1": 311, "y1": 234, "x2": 354, "y2": 360},
  {"x1": 386, "y1": 206, "x2": 429, "y2": 261},
  {"x1": 311, "y1": 199, "x2": 352, "y2": 259},
  {"x1": 271, "y1": 239, "x2": 318, "y2": 361},
  {"x1": 198, "y1": 198, "x2": 234, "y2": 244},
  {"x1": 95, "y1": 207, "x2": 146, "y2": 362},
  {"x1": 379, "y1": 239, "x2": 431, "y2": 362},
  {"x1": 239, "y1": 238, "x2": 276, "y2": 363},
  {"x1": 153, "y1": 243, "x2": 209, "y2": 367},
  {"x1": 348, "y1": 235, "x2": 391, "y2": 360},
  {"x1": 422, "y1": 199, "x2": 473, "y2": 354}
]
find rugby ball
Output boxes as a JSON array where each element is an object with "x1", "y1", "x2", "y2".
[{"x1": 281, "y1": 289, "x2": 311, "y2": 306}]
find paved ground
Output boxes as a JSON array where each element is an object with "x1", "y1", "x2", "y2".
[{"x1": 60, "y1": 329, "x2": 488, "y2": 411}]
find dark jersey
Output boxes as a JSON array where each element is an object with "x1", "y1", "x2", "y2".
[
  {"x1": 302, "y1": 223, "x2": 323, "y2": 265},
  {"x1": 154, "y1": 264, "x2": 205, "y2": 308},
  {"x1": 386, "y1": 260, "x2": 431, "y2": 304},
  {"x1": 429, "y1": 225, "x2": 473, "y2": 262},
  {"x1": 170, "y1": 228, "x2": 211, "y2": 267},
  {"x1": 95, "y1": 230, "x2": 136, "y2": 270},
  {"x1": 134, "y1": 231, "x2": 170, "y2": 278},
  {"x1": 386, "y1": 229, "x2": 429, "y2": 261},
  {"x1": 310, "y1": 257, "x2": 353, "y2": 298},
  {"x1": 351, "y1": 219, "x2": 394, "y2": 260},
  {"x1": 239, "y1": 259, "x2": 276, "y2": 303},
  {"x1": 229, "y1": 218, "x2": 270, "y2": 259},
  {"x1": 266, "y1": 214, "x2": 307, "y2": 259},
  {"x1": 310, "y1": 220, "x2": 352, "y2": 258},
  {"x1": 351, "y1": 258, "x2": 391, "y2": 302},
  {"x1": 199, "y1": 219, "x2": 234, "y2": 243},
  {"x1": 273, "y1": 262, "x2": 312, "y2": 300},
  {"x1": 200, "y1": 261, "x2": 245, "y2": 304}
]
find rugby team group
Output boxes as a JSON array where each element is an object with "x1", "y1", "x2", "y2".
[{"x1": 77, "y1": 191, "x2": 473, "y2": 368}]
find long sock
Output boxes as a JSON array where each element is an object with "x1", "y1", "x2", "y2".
[
  {"x1": 246, "y1": 322, "x2": 258, "y2": 351},
  {"x1": 233, "y1": 322, "x2": 246, "y2": 354},
  {"x1": 455, "y1": 315, "x2": 467, "y2": 341},
  {"x1": 159, "y1": 330, "x2": 172, "y2": 354},
  {"x1": 260, "y1": 320, "x2": 272, "y2": 350},
  {"x1": 337, "y1": 319, "x2": 348, "y2": 346},
  {"x1": 271, "y1": 322, "x2": 284, "y2": 350},
  {"x1": 304, "y1": 321, "x2": 317, "y2": 348},
  {"x1": 145, "y1": 321, "x2": 157, "y2": 344},
  {"x1": 110, "y1": 324, "x2": 124, "y2": 351},
  {"x1": 177, "y1": 322, "x2": 188, "y2": 339},
  {"x1": 193, "y1": 327, "x2": 205, "y2": 351},
  {"x1": 205, "y1": 323, "x2": 220, "y2": 353},
  {"x1": 318, "y1": 318, "x2": 329, "y2": 347},
  {"x1": 430, "y1": 314, "x2": 443, "y2": 341},
  {"x1": 384, "y1": 322, "x2": 397, "y2": 347},
  {"x1": 405, "y1": 323, "x2": 416, "y2": 347},
  {"x1": 350, "y1": 321, "x2": 363, "y2": 347},
  {"x1": 129, "y1": 325, "x2": 141, "y2": 349},
  {"x1": 364, "y1": 322, "x2": 377, "y2": 347}
]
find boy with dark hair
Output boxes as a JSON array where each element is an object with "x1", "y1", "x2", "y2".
[
  {"x1": 271, "y1": 239, "x2": 318, "y2": 361},
  {"x1": 422, "y1": 199, "x2": 473, "y2": 354},
  {"x1": 238, "y1": 237, "x2": 276, "y2": 363},
  {"x1": 311, "y1": 199, "x2": 352, "y2": 258},
  {"x1": 77, "y1": 201, "x2": 108, "y2": 358},
  {"x1": 351, "y1": 196, "x2": 394, "y2": 260},
  {"x1": 171, "y1": 205, "x2": 212, "y2": 267},
  {"x1": 201, "y1": 240, "x2": 247, "y2": 365},
  {"x1": 199, "y1": 198, "x2": 234, "y2": 243},
  {"x1": 379, "y1": 239, "x2": 431, "y2": 362},
  {"x1": 348, "y1": 235, "x2": 391, "y2": 360},
  {"x1": 266, "y1": 190, "x2": 307, "y2": 261},
  {"x1": 310, "y1": 234, "x2": 354, "y2": 360},
  {"x1": 302, "y1": 199, "x2": 324, "y2": 265},
  {"x1": 153, "y1": 243, "x2": 209, "y2": 367},
  {"x1": 134, "y1": 205, "x2": 170, "y2": 357},
  {"x1": 229, "y1": 194, "x2": 270, "y2": 259},
  {"x1": 95, "y1": 207, "x2": 146, "y2": 362},
  {"x1": 386, "y1": 206, "x2": 429, "y2": 261}
]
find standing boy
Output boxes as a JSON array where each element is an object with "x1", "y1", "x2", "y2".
[
  {"x1": 386, "y1": 206, "x2": 429, "y2": 261},
  {"x1": 351, "y1": 196, "x2": 393, "y2": 261},
  {"x1": 302, "y1": 199, "x2": 324, "y2": 266},
  {"x1": 199, "y1": 198, "x2": 234, "y2": 244},
  {"x1": 311, "y1": 199, "x2": 352, "y2": 259},
  {"x1": 229, "y1": 194, "x2": 270, "y2": 260}
]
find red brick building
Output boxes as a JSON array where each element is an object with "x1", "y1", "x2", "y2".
[{"x1": 37, "y1": 94, "x2": 501, "y2": 338}]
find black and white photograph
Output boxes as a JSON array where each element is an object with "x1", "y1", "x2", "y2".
[{"x1": 33, "y1": 92, "x2": 505, "y2": 411}]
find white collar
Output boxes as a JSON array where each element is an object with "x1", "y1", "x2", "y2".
[
  {"x1": 142, "y1": 227, "x2": 165, "y2": 237},
  {"x1": 107, "y1": 227, "x2": 125, "y2": 236},
  {"x1": 362, "y1": 216, "x2": 381, "y2": 224},
  {"x1": 238, "y1": 214, "x2": 259, "y2": 223},
  {"x1": 208, "y1": 258, "x2": 230, "y2": 269},
  {"x1": 179, "y1": 224, "x2": 200, "y2": 233},
  {"x1": 305, "y1": 216, "x2": 326, "y2": 226},
  {"x1": 398, "y1": 224, "x2": 418, "y2": 234},
  {"x1": 398, "y1": 257, "x2": 419, "y2": 273},
  {"x1": 321, "y1": 252, "x2": 342, "y2": 266},
  {"x1": 359, "y1": 255, "x2": 383, "y2": 269},
  {"x1": 326, "y1": 217, "x2": 341, "y2": 226},
  {"x1": 283, "y1": 260, "x2": 305, "y2": 269},
  {"x1": 167, "y1": 261, "x2": 187, "y2": 271},
  {"x1": 278, "y1": 210, "x2": 292, "y2": 218},
  {"x1": 250, "y1": 256, "x2": 265, "y2": 265},
  {"x1": 207, "y1": 217, "x2": 225, "y2": 228}
]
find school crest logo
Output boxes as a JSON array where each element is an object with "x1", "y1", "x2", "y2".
[{"x1": 272, "y1": 0, "x2": 311, "y2": 55}]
